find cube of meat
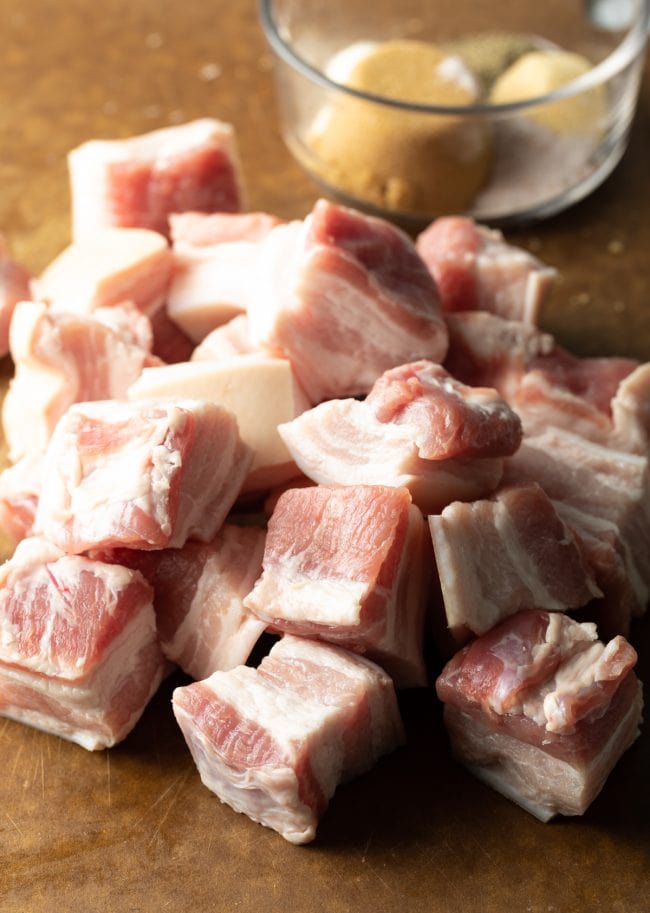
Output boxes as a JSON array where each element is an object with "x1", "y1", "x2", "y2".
[
  {"x1": 35, "y1": 398, "x2": 253, "y2": 554},
  {"x1": 172, "y1": 635, "x2": 405, "y2": 844},
  {"x1": 128, "y1": 354, "x2": 310, "y2": 492},
  {"x1": 34, "y1": 227, "x2": 173, "y2": 316},
  {"x1": 244, "y1": 484, "x2": 430, "y2": 687},
  {"x1": 0, "y1": 452, "x2": 43, "y2": 550},
  {"x1": 246, "y1": 198, "x2": 449, "y2": 404},
  {"x1": 95, "y1": 523, "x2": 267, "y2": 681},
  {"x1": 166, "y1": 211, "x2": 283, "y2": 342},
  {"x1": 190, "y1": 315, "x2": 255, "y2": 363},
  {"x1": 68, "y1": 118, "x2": 244, "y2": 239},
  {"x1": 2, "y1": 301, "x2": 158, "y2": 462},
  {"x1": 428, "y1": 483, "x2": 602, "y2": 643},
  {"x1": 436, "y1": 610, "x2": 642, "y2": 820},
  {"x1": 416, "y1": 215, "x2": 556, "y2": 323},
  {"x1": 0, "y1": 233, "x2": 32, "y2": 358},
  {"x1": 504, "y1": 428, "x2": 650, "y2": 615},
  {"x1": 278, "y1": 360, "x2": 522, "y2": 513},
  {"x1": 0, "y1": 537, "x2": 165, "y2": 750}
]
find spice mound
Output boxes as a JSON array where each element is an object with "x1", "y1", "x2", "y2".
[{"x1": 308, "y1": 39, "x2": 493, "y2": 216}]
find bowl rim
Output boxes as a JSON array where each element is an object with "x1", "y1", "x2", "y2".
[{"x1": 258, "y1": 0, "x2": 650, "y2": 115}]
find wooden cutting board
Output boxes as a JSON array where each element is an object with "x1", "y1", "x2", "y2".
[{"x1": 1, "y1": 2, "x2": 648, "y2": 911}]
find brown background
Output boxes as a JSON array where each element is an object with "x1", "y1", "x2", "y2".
[{"x1": 0, "y1": 2, "x2": 648, "y2": 911}]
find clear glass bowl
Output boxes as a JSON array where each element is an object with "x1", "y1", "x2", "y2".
[{"x1": 259, "y1": 0, "x2": 649, "y2": 227}]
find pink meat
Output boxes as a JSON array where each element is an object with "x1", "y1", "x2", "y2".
[
  {"x1": 190, "y1": 315, "x2": 255, "y2": 362},
  {"x1": 244, "y1": 485, "x2": 430, "y2": 687},
  {"x1": 416, "y1": 216, "x2": 556, "y2": 323},
  {"x1": 35, "y1": 398, "x2": 253, "y2": 554},
  {"x1": 0, "y1": 452, "x2": 43, "y2": 548},
  {"x1": 365, "y1": 361, "x2": 522, "y2": 460},
  {"x1": 2, "y1": 300, "x2": 158, "y2": 461},
  {"x1": 172, "y1": 635, "x2": 404, "y2": 843},
  {"x1": 0, "y1": 235, "x2": 32, "y2": 358},
  {"x1": 504, "y1": 428, "x2": 650, "y2": 614},
  {"x1": 148, "y1": 303, "x2": 195, "y2": 364},
  {"x1": 511, "y1": 349, "x2": 639, "y2": 443},
  {"x1": 0, "y1": 536, "x2": 164, "y2": 750},
  {"x1": 170, "y1": 211, "x2": 282, "y2": 248},
  {"x1": 436, "y1": 610, "x2": 642, "y2": 820},
  {"x1": 443, "y1": 310, "x2": 556, "y2": 400},
  {"x1": 428, "y1": 483, "x2": 602, "y2": 642},
  {"x1": 68, "y1": 119, "x2": 243, "y2": 240},
  {"x1": 610, "y1": 362, "x2": 650, "y2": 453},
  {"x1": 247, "y1": 199, "x2": 448, "y2": 403},
  {"x1": 35, "y1": 227, "x2": 174, "y2": 317},
  {"x1": 97, "y1": 524, "x2": 266, "y2": 681},
  {"x1": 278, "y1": 360, "x2": 521, "y2": 513}
]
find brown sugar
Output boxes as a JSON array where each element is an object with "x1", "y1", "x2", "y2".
[{"x1": 307, "y1": 40, "x2": 493, "y2": 216}]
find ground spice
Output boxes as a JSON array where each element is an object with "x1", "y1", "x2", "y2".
[{"x1": 308, "y1": 40, "x2": 493, "y2": 216}]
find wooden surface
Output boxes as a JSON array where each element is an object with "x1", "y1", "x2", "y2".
[{"x1": 1, "y1": 2, "x2": 649, "y2": 911}]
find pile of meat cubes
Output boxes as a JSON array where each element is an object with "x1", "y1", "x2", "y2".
[{"x1": 0, "y1": 118, "x2": 646, "y2": 844}]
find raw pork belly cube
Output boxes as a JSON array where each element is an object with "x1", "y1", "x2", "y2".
[
  {"x1": 0, "y1": 537, "x2": 164, "y2": 750},
  {"x1": 0, "y1": 233, "x2": 32, "y2": 358},
  {"x1": 167, "y1": 211, "x2": 283, "y2": 342},
  {"x1": 436, "y1": 610, "x2": 642, "y2": 821},
  {"x1": 68, "y1": 118, "x2": 244, "y2": 239},
  {"x1": 428, "y1": 483, "x2": 602, "y2": 643},
  {"x1": 35, "y1": 227, "x2": 173, "y2": 316},
  {"x1": 35, "y1": 398, "x2": 253, "y2": 554},
  {"x1": 504, "y1": 428, "x2": 650, "y2": 615},
  {"x1": 172, "y1": 634, "x2": 405, "y2": 844},
  {"x1": 190, "y1": 314, "x2": 255, "y2": 363},
  {"x1": 2, "y1": 300, "x2": 157, "y2": 462},
  {"x1": 278, "y1": 360, "x2": 522, "y2": 514},
  {"x1": 244, "y1": 484, "x2": 430, "y2": 687},
  {"x1": 128, "y1": 353, "x2": 310, "y2": 493},
  {"x1": 96, "y1": 523, "x2": 267, "y2": 681},
  {"x1": 0, "y1": 452, "x2": 43, "y2": 550},
  {"x1": 443, "y1": 310, "x2": 556, "y2": 401},
  {"x1": 416, "y1": 215, "x2": 556, "y2": 323},
  {"x1": 246, "y1": 198, "x2": 449, "y2": 404}
]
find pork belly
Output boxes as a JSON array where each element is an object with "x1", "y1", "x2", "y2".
[
  {"x1": 0, "y1": 536, "x2": 164, "y2": 750},
  {"x1": 278, "y1": 360, "x2": 522, "y2": 513},
  {"x1": 190, "y1": 315, "x2": 254, "y2": 362},
  {"x1": 170, "y1": 210, "x2": 282, "y2": 249},
  {"x1": 2, "y1": 300, "x2": 157, "y2": 461},
  {"x1": 172, "y1": 635, "x2": 405, "y2": 844},
  {"x1": 246, "y1": 198, "x2": 448, "y2": 403},
  {"x1": 0, "y1": 451, "x2": 43, "y2": 549},
  {"x1": 128, "y1": 354, "x2": 310, "y2": 492},
  {"x1": 95, "y1": 523, "x2": 266, "y2": 681},
  {"x1": 244, "y1": 484, "x2": 430, "y2": 687},
  {"x1": 429, "y1": 483, "x2": 602, "y2": 643},
  {"x1": 553, "y1": 503, "x2": 639, "y2": 640},
  {"x1": 68, "y1": 118, "x2": 243, "y2": 239},
  {"x1": 504, "y1": 428, "x2": 650, "y2": 614},
  {"x1": 416, "y1": 216, "x2": 556, "y2": 323},
  {"x1": 436, "y1": 610, "x2": 642, "y2": 821},
  {"x1": 148, "y1": 303, "x2": 194, "y2": 364},
  {"x1": 34, "y1": 227, "x2": 173, "y2": 316},
  {"x1": 35, "y1": 398, "x2": 252, "y2": 554},
  {"x1": 0, "y1": 233, "x2": 32, "y2": 358},
  {"x1": 443, "y1": 310, "x2": 555, "y2": 400}
]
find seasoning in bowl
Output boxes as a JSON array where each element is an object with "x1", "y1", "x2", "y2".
[
  {"x1": 308, "y1": 39, "x2": 494, "y2": 216},
  {"x1": 490, "y1": 47, "x2": 607, "y2": 134}
]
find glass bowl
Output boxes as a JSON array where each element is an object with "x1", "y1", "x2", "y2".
[{"x1": 259, "y1": 0, "x2": 649, "y2": 227}]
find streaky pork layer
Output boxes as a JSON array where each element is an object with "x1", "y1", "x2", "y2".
[{"x1": 172, "y1": 634, "x2": 405, "y2": 843}]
